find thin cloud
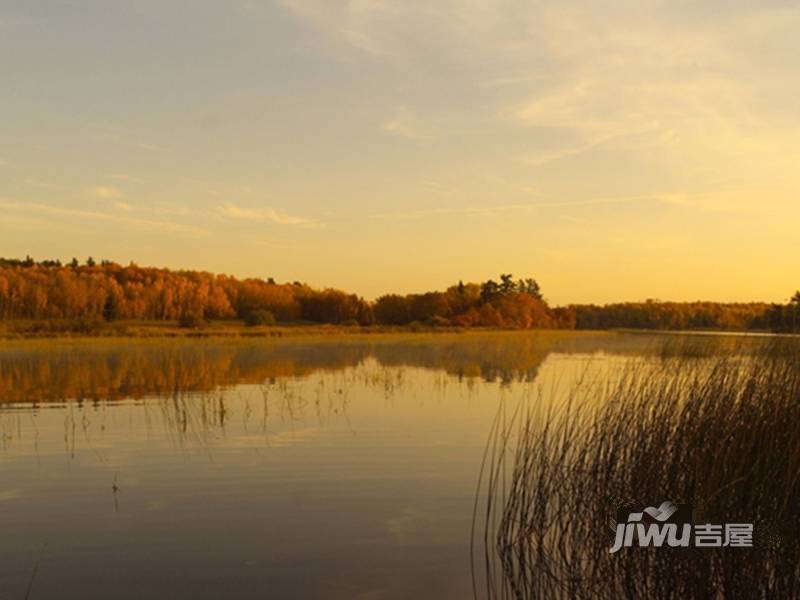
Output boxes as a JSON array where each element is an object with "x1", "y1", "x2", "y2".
[
  {"x1": 136, "y1": 142, "x2": 163, "y2": 151},
  {"x1": 247, "y1": 238, "x2": 292, "y2": 250},
  {"x1": 216, "y1": 202, "x2": 321, "y2": 227},
  {"x1": 0, "y1": 199, "x2": 207, "y2": 236},
  {"x1": 282, "y1": 0, "x2": 800, "y2": 183},
  {"x1": 370, "y1": 194, "x2": 663, "y2": 220},
  {"x1": 369, "y1": 190, "x2": 769, "y2": 221},
  {"x1": 420, "y1": 180, "x2": 457, "y2": 196},
  {"x1": 93, "y1": 186, "x2": 122, "y2": 199},
  {"x1": 0, "y1": 213, "x2": 70, "y2": 233},
  {"x1": 107, "y1": 173, "x2": 141, "y2": 183},
  {"x1": 277, "y1": 0, "x2": 390, "y2": 57},
  {"x1": 23, "y1": 178, "x2": 61, "y2": 190},
  {"x1": 518, "y1": 134, "x2": 618, "y2": 167},
  {"x1": 381, "y1": 107, "x2": 433, "y2": 141}
]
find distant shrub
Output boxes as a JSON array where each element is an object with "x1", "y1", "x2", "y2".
[
  {"x1": 426, "y1": 315, "x2": 451, "y2": 328},
  {"x1": 72, "y1": 317, "x2": 106, "y2": 334},
  {"x1": 244, "y1": 310, "x2": 276, "y2": 327},
  {"x1": 12, "y1": 318, "x2": 106, "y2": 336},
  {"x1": 110, "y1": 322, "x2": 132, "y2": 336},
  {"x1": 178, "y1": 313, "x2": 205, "y2": 329},
  {"x1": 341, "y1": 318, "x2": 360, "y2": 327},
  {"x1": 407, "y1": 320, "x2": 425, "y2": 332}
]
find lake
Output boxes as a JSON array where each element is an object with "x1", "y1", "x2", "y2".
[{"x1": 0, "y1": 331, "x2": 787, "y2": 599}]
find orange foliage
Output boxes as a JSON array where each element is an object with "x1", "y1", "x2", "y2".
[{"x1": 4, "y1": 258, "x2": 787, "y2": 332}]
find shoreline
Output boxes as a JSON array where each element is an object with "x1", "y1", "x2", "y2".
[
  {"x1": 0, "y1": 321, "x2": 607, "y2": 342},
  {"x1": 0, "y1": 320, "x2": 791, "y2": 343}
]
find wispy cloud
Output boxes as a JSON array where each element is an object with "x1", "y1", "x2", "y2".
[
  {"x1": 247, "y1": 238, "x2": 291, "y2": 250},
  {"x1": 381, "y1": 107, "x2": 433, "y2": 141},
  {"x1": 23, "y1": 178, "x2": 61, "y2": 190},
  {"x1": 517, "y1": 134, "x2": 619, "y2": 167},
  {"x1": 136, "y1": 142, "x2": 163, "y2": 151},
  {"x1": 216, "y1": 202, "x2": 321, "y2": 227},
  {"x1": 280, "y1": 0, "x2": 800, "y2": 184},
  {"x1": 92, "y1": 186, "x2": 122, "y2": 199},
  {"x1": 505, "y1": 6, "x2": 800, "y2": 173},
  {"x1": 277, "y1": 0, "x2": 391, "y2": 57},
  {"x1": 419, "y1": 180, "x2": 457, "y2": 196},
  {"x1": 84, "y1": 121, "x2": 167, "y2": 153},
  {"x1": 370, "y1": 194, "x2": 665, "y2": 220},
  {"x1": 106, "y1": 173, "x2": 141, "y2": 183},
  {"x1": 0, "y1": 200, "x2": 207, "y2": 235},
  {"x1": 0, "y1": 213, "x2": 71, "y2": 233}
]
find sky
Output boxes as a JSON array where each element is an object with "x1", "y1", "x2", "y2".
[{"x1": 1, "y1": 1, "x2": 799, "y2": 304}]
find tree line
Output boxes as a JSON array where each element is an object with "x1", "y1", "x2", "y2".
[
  {"x1": 572, "y1": 300, "x2": 774, "y2": 331},
  {"x1": 571, "y1": 294, "x2": 800, "y2": 332},
  {"x1": 0, "y1": 257, "x2": 797, "y2": 332}
]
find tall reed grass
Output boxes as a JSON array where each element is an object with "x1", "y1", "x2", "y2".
[{"x1": 476, "y1": 338, "x2": 800, "y2": 599}]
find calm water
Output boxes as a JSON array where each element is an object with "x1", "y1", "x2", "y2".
[{"x1": 0, "y1": 332, "x2": 698, "y2": 599}]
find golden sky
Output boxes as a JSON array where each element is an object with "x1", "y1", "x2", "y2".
[{"x1": 1, "y1": 1, "x2": 798, "y2": 303}]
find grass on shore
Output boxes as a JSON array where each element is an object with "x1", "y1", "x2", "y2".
[
  {"x1": 1, "y1": 317, "x2": 788, "y2": 342},
  {"x1": 0, "y1": 318, "x2": 435, "y2": 340},
  {"x1": 0, "y1": 318, "x2": 612, "y2": 341}
]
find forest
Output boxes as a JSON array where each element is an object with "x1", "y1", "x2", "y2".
[{"x1": 0, "y1": 257, "x2": 797, "y2": 332}]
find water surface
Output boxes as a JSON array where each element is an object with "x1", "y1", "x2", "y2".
[{"x1": 0, "y1": 332, "x2": 693, "y2": 599}]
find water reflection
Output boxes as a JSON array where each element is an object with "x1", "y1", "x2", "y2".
[
  {"x1": 0, "y1": 332, "x2": 779, "y2": 599},
  {"x1": 0, "y1": 332, "x2": 662, "y2": 405}
]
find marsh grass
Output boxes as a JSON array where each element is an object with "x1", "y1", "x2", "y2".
[{"x1": 477, "y1": 337, "x2": 800, "y2": 599}]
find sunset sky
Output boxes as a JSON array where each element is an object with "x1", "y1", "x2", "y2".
[{"x1": 2, "y1": 1, "x2": 798, "y2": 304}]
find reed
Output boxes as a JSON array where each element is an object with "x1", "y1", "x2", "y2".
[{"x1": 477, "y1": 337, "x2": 800, "y2": 599}]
